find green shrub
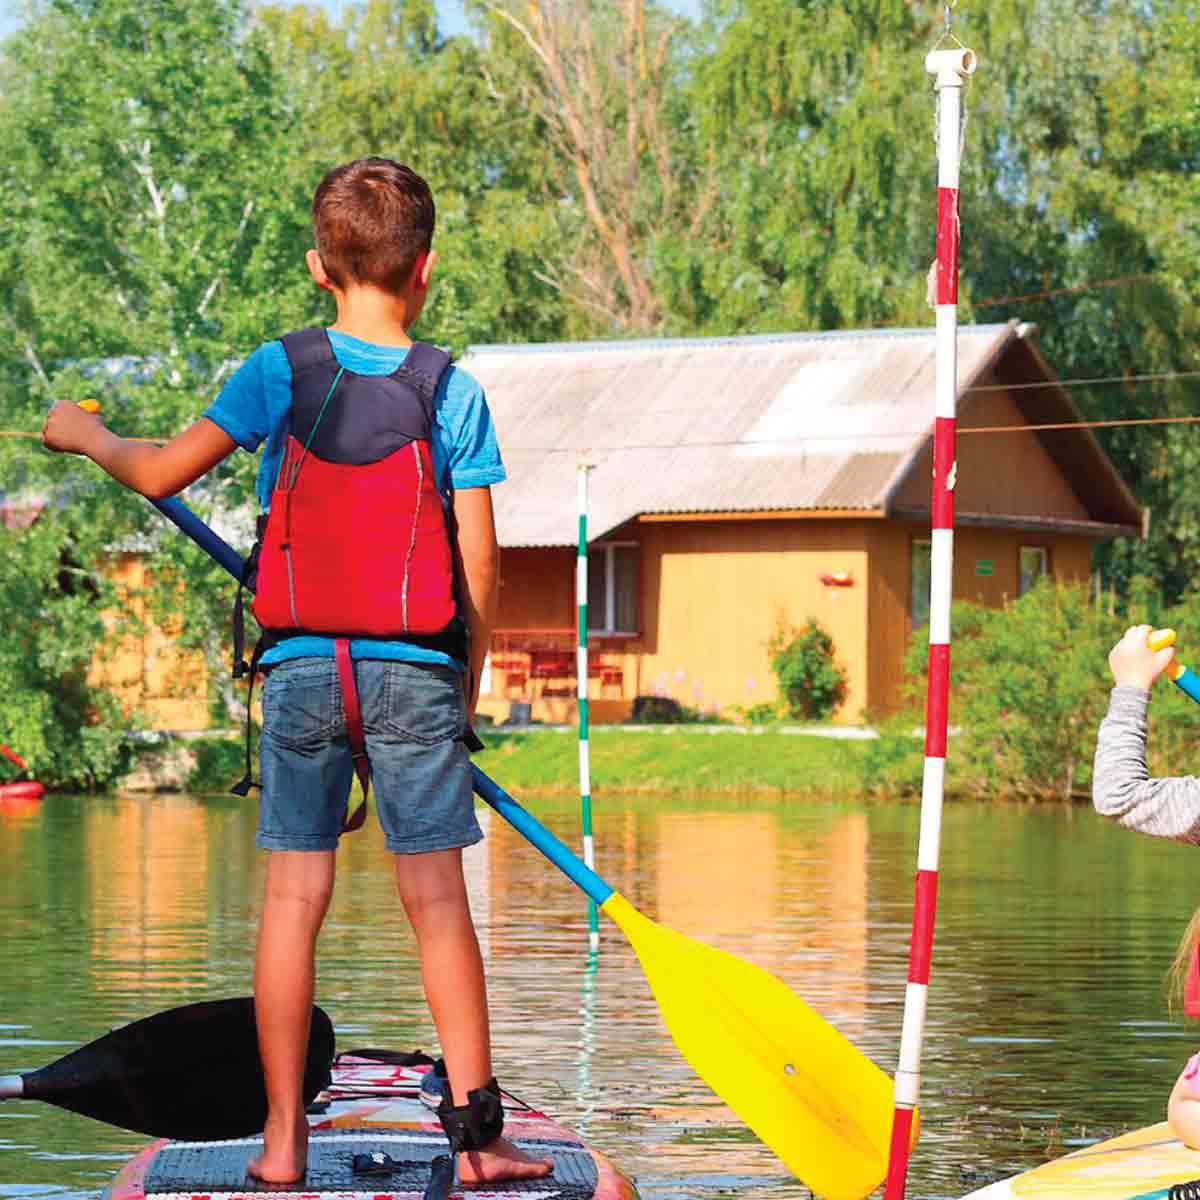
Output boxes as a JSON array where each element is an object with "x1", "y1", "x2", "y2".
[
  {"x1": 769, "y1": 619, "x2": 849, "y2": 721},
  {"x1": 186, "y1": 733, "x2": 254, "y2": 794},
  {"x1": 630, "y1": 695, "x2": 706, "y2": 724},
  {"x1": 734, "y1": 700, "x2": 783, "y2": 725},
  {"x1": 857, "y1": 579, "x2": 1200, "y2": 799},
  {"x1": 0, "y1": 494, "x2": 139, "y2": 791}
]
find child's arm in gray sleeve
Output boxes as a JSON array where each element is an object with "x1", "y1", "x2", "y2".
[{"x1": 1093, "y1": 686, "x2": 1200, "y2": 842}]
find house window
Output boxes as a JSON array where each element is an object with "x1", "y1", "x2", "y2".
[
  {"x1": 586, "y1": 543, "x2": 638, "y2": 634},
  {"x1": 1018, "y1": 545, "x2": 1049, "y2": 596},
  {"x1": 911, "y1": 538, "x2": 931, "y2": 630}
]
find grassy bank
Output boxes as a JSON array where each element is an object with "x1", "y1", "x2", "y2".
[
  {"x1": 478, "y1": 726, "x2": 869, "y2": 796},
  {"x1": 177, "y1": 725, "x2": 871, "y2": 796}
]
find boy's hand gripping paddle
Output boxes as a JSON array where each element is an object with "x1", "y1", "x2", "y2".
[{"x1": 134, "y1": 490, "x2": 909, "y2": 1200}]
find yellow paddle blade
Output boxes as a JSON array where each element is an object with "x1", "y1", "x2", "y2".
[{"x1": 601, "y1": 892, "x2": 905, "y2": 1200}]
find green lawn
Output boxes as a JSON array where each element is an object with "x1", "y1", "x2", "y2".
[
  {"x1": 182, "y1": 724, "x2": 872, "y2": 797},
  {"x1": 476, "y1": 726, "x2": 870, "y2": 796}
]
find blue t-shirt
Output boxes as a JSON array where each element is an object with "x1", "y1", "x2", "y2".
[{"x1": 204, "y1": 329, "x2": 505, "y2": 669}]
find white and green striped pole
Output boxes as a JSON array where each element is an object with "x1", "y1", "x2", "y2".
[{"x1": 577, "y1": 460, "x2": 600, "y2": 954}]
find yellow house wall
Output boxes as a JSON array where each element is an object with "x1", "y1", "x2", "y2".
[
  {"x1": 86, "y1": 554, "x2": 210, "y2": 731},
  {"x1": 866, "y1": 522, "x2": 1096, "y2": 715},
  {"x1": 893, "y1": 388, "x2": 1091, "y2": 520},
  {"x1": 496, "y1": 546, "x2": 575, "y2": 630},
  {"x1": 633, "y1": 519, "x2": 872, "y2": 721}
]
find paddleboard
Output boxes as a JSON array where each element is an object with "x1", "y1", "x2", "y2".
[
  {"x1": 960, "y1": 1122, "x2": 1200, "y2": 1199},
  {"x1": 104, "y1": 1049, "x2": 639, "y2": 1200}
]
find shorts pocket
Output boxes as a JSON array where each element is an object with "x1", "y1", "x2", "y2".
[
  {"x1": 375, "y1": 663, "x2": 464, "y2": 745},
  {"x1": 262, "y1": 658, "x2": 340, "y2": 751}
]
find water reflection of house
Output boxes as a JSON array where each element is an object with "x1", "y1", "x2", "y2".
[
  {"x1": 655, "y1": 810, "x2": 869, "y2": 1025},
  {"x1": 87, "y1": 797, "x2": 211, "y2": 989},
  {"x1": 482, "y1": 803, "x2": 869, "y2": 1025},
  {"x1": 469, "y1": 321, "x2": 1142, "y2": 724}
]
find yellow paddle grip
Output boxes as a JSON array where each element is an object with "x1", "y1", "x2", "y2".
[
  {"x1": 78, "y1": 399, "x2": 101, "y2": 413},
  {"x1": 1148, "y1": 627, "x2": 1186, "y2": 680}
]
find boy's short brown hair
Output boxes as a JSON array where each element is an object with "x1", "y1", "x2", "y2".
[{"x1": 312, "y1": 158, "x2": 435, "y2": 294}]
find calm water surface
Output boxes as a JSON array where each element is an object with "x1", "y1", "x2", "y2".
[{"x1": 0, "y1": 789, "x2": 1197, "y2": 1199}]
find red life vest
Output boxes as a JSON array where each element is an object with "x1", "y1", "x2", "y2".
[{"x1": 252, "y1": 328, "x2": 461, "y2": 650}]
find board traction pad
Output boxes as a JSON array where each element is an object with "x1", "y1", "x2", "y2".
[{"x1": 143, "y1": 1130, "x2": 599, "y2": 1199}]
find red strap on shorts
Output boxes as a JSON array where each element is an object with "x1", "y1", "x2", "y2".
[{"x1": 334, "y1": 638, "x2": 368, "y2": 833}]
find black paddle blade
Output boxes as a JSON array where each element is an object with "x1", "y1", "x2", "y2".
[{"x1": 19, "y1": 998, "x2": 334, "y2": 1141}]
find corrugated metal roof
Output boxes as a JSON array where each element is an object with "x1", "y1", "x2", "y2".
[{"x1": 463, "y1": 323, "x2": 1016, "y2": 547}]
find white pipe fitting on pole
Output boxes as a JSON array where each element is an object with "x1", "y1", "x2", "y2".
[{"x1": 924, "y1": 48, "x2": 977, "y2": 85}]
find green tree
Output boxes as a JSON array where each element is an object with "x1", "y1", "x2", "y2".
[
  {"x1": 257, "y1": 0, "x2": 569, "y2": 349},
  {"x1": 0, "y1": 0, "x2": 309, "y2": 782}
]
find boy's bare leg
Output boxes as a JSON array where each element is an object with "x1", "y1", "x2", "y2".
[
  {"x1": 395, "y1": 849, "x2": 552, "y2": 1183},
  {"x1": 249, "y1": 850, "x2": 336, "y2": 1183}
]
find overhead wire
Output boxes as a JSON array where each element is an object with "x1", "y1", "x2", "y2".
[
  {"x1": 971, "y1": 271, "x2": 1162, "y2": 310},
  {"x1": 1, "y1": 371, "x2": 1198, "y2": 450}
]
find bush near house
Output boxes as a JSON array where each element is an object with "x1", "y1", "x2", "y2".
[
  {"x1": 858, "y1": 579, "x2": 1200, "y2": 800},
  {"x1": 769, "y1": 619, "x2": 850, "y2": 722}
]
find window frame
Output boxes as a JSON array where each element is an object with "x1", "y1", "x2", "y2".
[
  {"x1": 586, "y1": 540, "x2": 640, "y2": 637},
  {"x1": 1018, "y1": 544, "x2": 1050, "y2": 596},
  {"x1": 910, "y1": 536, "x2": 932, "y2": 631}
]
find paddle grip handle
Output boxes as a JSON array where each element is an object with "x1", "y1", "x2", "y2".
[
  {"x1": 147, "y1": 494, "x2": 619, "y2": 909},
  {"x1": 1147, "y1": 628, "x2": 1200, "y2": 700}
]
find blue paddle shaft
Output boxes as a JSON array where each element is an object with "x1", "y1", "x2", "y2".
[
  {"x1": 470, "y1": 767, "x2": 613, "y2": 906},
  {"x1": 148, "y1": 493, "x2": 616, "y2": 908},
  {"x1": 151, "y1": 497, "x2": 246, "y2": 582},
  {"x1": 1175, "y1": 666, "x2": 1200, "y2": 705}
]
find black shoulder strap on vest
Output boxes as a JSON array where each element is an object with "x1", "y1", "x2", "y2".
[
  {"x1": 392, "y1": 342, "x2": 451, "y2": 416},
  {"x1": 280, "y1": 327, "x2": 335, "y2": 373}
]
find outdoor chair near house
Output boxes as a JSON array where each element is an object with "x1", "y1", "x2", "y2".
[
  {"x1": 598, "y1": 660, "x2": 624, "y2": 690},
  {"x1": 529, "y1": 647, "x2": 575, "y2": 698}
]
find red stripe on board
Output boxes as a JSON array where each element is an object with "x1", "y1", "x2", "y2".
[
  {"x1": 884, "y1": 1105, "x2": 916, "y2": 1200},
  {"x1": 909, "y1": 869, "x2": 939, "y2": 983},
  {"x1": 924, "y1": 644, "x2": 950, "y2": 757},
  {"x1": 936, "y1": 187, "x2": 959, "y2": 305},
  {"x1": 932, "y1": 416, "x2": 957, "y2": 529}
]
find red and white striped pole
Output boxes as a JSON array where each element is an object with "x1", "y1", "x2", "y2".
[{"x1": 884, "y1": 38, "x2": 976, "y2": 1200}]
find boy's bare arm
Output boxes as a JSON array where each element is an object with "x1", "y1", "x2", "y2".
[
  {"x1": 452, "y1": 486, "x2": 500, "y2": 718},
  {"x1": 42, "y1": 400, "x2": 237, "y2": 499}
]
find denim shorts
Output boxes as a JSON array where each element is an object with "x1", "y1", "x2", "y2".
[{"x1": 257, "y1": 657, "x2": 482, "y2": 854}]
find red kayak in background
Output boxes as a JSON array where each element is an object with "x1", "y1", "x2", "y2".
[
  {"x1": 0, "y1": 745, "x2": 45, "y2": 802},
  {"x1": 0, "y1": 780, "x2": 44, "y2": 801}
]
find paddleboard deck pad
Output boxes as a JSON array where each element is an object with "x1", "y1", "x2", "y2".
[
  {"x1": 960, "y1": 1122, "x2": 1200, "y2": 1199},
  {"x1": 106, "y1": 1051, "x2": 638, "y2": 1200}
]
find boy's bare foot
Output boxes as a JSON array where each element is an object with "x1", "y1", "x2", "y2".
[
  {"x1": 247, "y1": 1114, "x2": 309, "y2": 1184},
  {"x1": 457, "y1": 1136, "x2": 554, "y2": 1184}
]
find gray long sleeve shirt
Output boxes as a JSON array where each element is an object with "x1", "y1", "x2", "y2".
[{"x1": 1093, "y1": 686, "x2": 1200, "y2": 843}]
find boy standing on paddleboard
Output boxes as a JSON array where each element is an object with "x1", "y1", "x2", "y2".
[
  {"x1": 1094, "y1": 623, "x2": 1200, "y2": 1148},
  {"x1": 41, "y1": 157, "x2": 552, "y2": 1187}
]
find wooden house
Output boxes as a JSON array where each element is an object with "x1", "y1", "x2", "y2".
[{"x1": 466, "y1": 320, "x2": 1143, "y2": 724}]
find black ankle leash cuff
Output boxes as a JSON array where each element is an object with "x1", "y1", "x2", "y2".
[{"x1": 436, "y1": 1076, "x2": 504, "y2": 1152}]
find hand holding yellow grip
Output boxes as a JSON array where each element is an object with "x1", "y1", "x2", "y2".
[{"x1": 1148, "y1": 628, "x2": 1186, "y2": 681}]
